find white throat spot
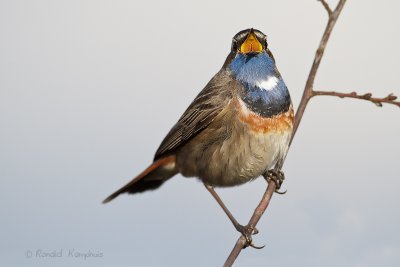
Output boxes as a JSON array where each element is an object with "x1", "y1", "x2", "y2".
[{"x1": 255, "y1": 76, "x2": 279, "y2": 91}]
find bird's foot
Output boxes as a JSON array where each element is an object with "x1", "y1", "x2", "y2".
[
  {"x1": 264, "y1": 169, "x2": 286, "y2": 194},
  {"x1": 235, "y1": 224, "x2": 265, "y2": 249}
]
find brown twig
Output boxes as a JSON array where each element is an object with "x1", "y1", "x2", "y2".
[
  {"x1": 312, "y1": 91, "x2": 400, "y2": 107},
  {"x1": 319, "y1": 0, "x2": 333, "y2": 16},
  {"x1": 292, "y1": 0, "x2": 347, "y2": 141},
  {"x1": 223, "y1": 0, "x2": 348, "y2": 266}
]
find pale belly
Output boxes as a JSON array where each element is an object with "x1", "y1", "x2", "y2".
[
  {"x1": 176, "y1": 100, "x2": 294, "y2": 187},
  {"x1": 203, "y1": 128, "x2": 292, "y2": 186}
]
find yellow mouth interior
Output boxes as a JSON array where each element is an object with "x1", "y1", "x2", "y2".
[{"x1": 240, "y1": 32, "x2": 263, "y2": 53}]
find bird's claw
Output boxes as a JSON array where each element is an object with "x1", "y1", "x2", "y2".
[
  {"x1": 249, "y1": 241, "x2": 266, "y2": 249},
  {"x1": 275, "y1": 189, "x2": 287, "y2": 195},
  {"x1": 235, "y1": 224, "x2": 258, "y2": 236},
  {"x1": 242, "y1": 234, "x2": 265, "y2": 249},
  {"x1": 236, "y1": 224, "x2": 265, "y2": 249},
  {"x1": 264, "y1": 169, "x2": 286, "y2": 194}
]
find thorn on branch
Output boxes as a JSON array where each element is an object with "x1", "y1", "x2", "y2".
[
  {"x1": 387, "y1": 93, "x2": 397, "y2": 101},
  {"x1": 362, "y1": 93, "x2": 372, "y2": 99}
]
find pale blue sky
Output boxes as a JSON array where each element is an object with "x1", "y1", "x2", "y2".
[{"x1": 0, "y1": 0, "x2": 399, "y2": 266}]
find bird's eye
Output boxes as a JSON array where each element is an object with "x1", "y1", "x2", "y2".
[{"x1": 231, "y1": 40, "x2": 238, "y2": 52}]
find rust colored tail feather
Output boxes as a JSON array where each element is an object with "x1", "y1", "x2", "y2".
[{"x1": 103, "y1": 155, "x2": 177, "y2": 204}]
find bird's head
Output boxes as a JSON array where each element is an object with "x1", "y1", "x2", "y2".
[
  {"x1": 232, "y1": 28, "x2": 267, "y2": 55},
  {"x1": 223, "y1": 28, "x2": 275, "y2": 68}
]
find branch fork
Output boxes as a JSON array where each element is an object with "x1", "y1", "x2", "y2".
[{"x1": 223, "y1": 0, "x2": 398, "y2": 266}]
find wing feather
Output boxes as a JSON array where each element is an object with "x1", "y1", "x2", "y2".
[{"x1": 154, "y1": 70, "x2": 234, "y2": 160}]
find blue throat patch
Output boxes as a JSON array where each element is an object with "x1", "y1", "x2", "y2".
[{"x1": 228, "y1": 52, "x2": 291, "y2": 117}]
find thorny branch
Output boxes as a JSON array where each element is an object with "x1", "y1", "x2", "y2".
[
  {"x1": 223, "y1": 0, "x2": 398, "y2": 266},
  {"x1": 312, "y1": 91, "x2": 400, "y2": 107}
]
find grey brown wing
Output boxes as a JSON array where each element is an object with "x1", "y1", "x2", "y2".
[{"x1": 154, "y1": 70, "x2": 234, "y2": 160}]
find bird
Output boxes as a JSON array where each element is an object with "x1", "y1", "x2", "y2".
[{"x1": 103, "y1": 28, "x2": 294, "y2": 246}]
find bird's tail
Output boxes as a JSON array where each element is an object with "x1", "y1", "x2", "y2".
[{"x1": 102, "y1": 155, "x2": 177, "y2": 204}]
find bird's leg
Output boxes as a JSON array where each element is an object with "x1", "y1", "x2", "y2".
[
  {"x1": 204, "y1": 183, "x2": 264, "y2": 249},
  {"x1": 203, "y1": 183, "x2": 246, "y2": 232},
  {"x1": 263, "y1": 169, "x2": 286, "y2": 194}
]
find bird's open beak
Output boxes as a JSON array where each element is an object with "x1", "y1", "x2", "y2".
[{"x1": 240, "y1": 30, "x2": 263, "y2": 54}]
